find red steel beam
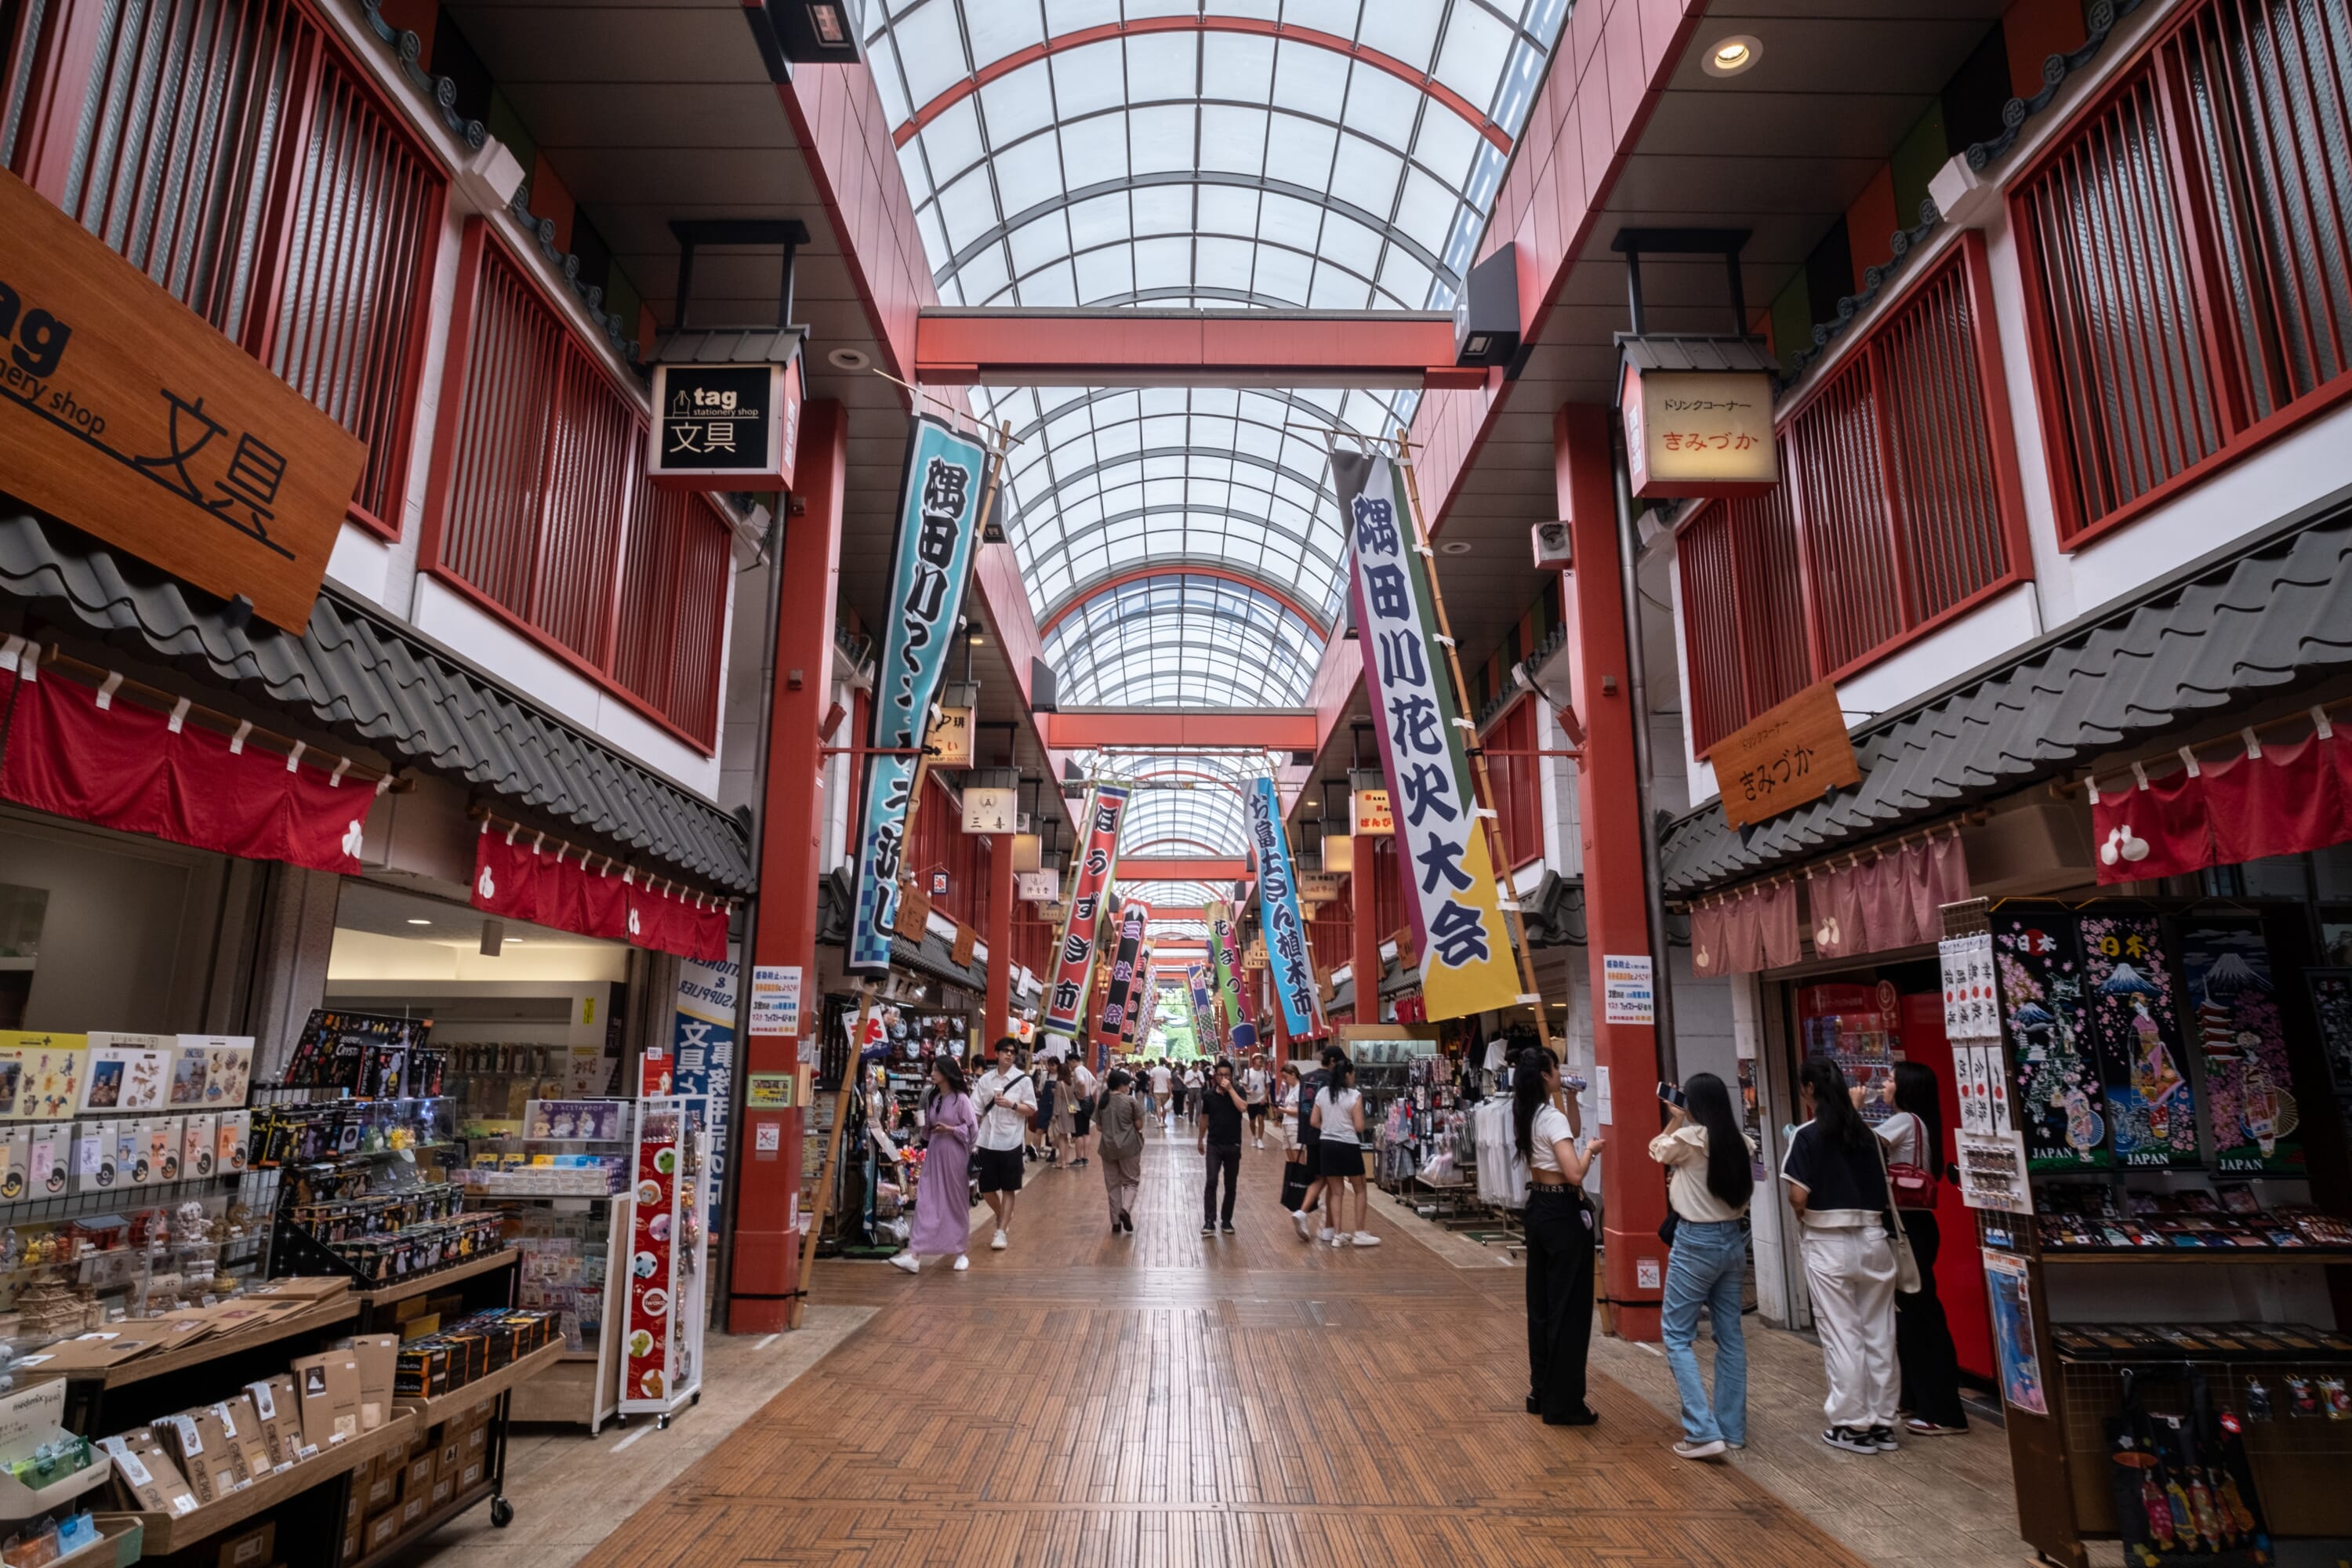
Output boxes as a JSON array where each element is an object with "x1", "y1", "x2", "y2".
[
  {"x1": 918, "y1": 310, "x2": 1489, "y2": 391},
  {"x1": 1043, "y1": 709, "x2": 1317, "y2": 749}
]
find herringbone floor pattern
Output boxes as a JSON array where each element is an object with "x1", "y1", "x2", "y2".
[{"x1": 579, "y1": 1120, "x2": 1871, "y2": 1567}]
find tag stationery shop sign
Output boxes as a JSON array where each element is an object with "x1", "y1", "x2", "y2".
[
  {"x1": 0, "y1": 170, "x2": 365, "y2": 632},
  {"x1": 1711, "y1": 679, "x2": 1861, "y2": 829}
]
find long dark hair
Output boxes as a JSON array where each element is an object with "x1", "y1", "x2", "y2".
[
  {"x1": 1892, "y1": 1060, "x2": 1943, "y2": 1165},
  {"x1": 1801, "y1": 1055, "x2": 1871, "y2": 1153},
  {"x1": 1323, "y1": 1055, "x2": 1355, "y2": 1105},
  {"x1": 927, "y1": 1054, "x2": 967, "y2": 1115},
  {"x1": 1681, "y1": 1071, "x2": 1752, "y2": 1210},
  {"x1": 1512, "y1": 1046, "x2": 1556, "y2": 1160}
]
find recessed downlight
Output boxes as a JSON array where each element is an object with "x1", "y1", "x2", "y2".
[
  {"x1": 826, "y1": 347, "x2": 870, "y2": 370},
  {"x1": 1439, "y1": 539, "x2": 1473, "y2": 555},
  {"x1": 1703, "y1": 34, "x2": 1761, "y2": 76},
  {"x1": 407, "y1": 918, "x2": 432, "y2": 926}
]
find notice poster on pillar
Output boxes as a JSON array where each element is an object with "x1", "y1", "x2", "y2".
[
  {"x1": 1248, "y1": 779, "x2": 1327, "y2": 1040},
  {"x1": 1329, "y1": 450, "x2": 1519, "y2": 1022},
  {"x1": 1205, "y1": 902, "x2": 1258, "y2": 1054},
  {"x1": 670, "y1": 949, "x2": 737, "y2": 1240},
  {"x1": 1096, "y1": 909, "x2": 1148, "y2": 1058},
  {"x1": 1043, "y1": 786, "x2": 1131, "y2": 1034},
  {"x1": 2176, "y1": 920, "x2": 2303, "y2": 1175},
  {"x1": 848, "y1": 416, "x2": 991, "y2": 974}
]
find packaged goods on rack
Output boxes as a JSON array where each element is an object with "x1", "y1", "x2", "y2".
[
  {"x1": 280, "y1": 1012, "x2": 445, "y2": 1099},
  {"x1": 393, "y1": 1310, "x2": 558, "y2": 1399},
  {"x1": 506, "y1": 1212, "x2": 609, "y2": 1352}
]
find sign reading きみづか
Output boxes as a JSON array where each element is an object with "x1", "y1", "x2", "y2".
[
  {"x1": 0, "y1": 169, "x2": 365, "y2": 632},
  {"x1": 1708, "y1": 679, "x2": 1862, "y2": 830},
  {"x1": 648, "y1": 360, "x2": 803, "y2": 492},
  {"x1": 1619, "y1": 363, "x2": 1779, "y2": 501}
]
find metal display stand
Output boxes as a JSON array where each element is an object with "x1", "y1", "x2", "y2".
[{"x1": 616, "y1": 1095, "x2": 710, "y2": 1429}]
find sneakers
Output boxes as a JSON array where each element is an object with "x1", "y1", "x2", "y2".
[
  {"x1": 1672, "y1": 1439, "x2": 1727, "y2": 1461},
  {"x1": 1868, "y1": 1426, "x2": 1899, "y2": 1452},
  {"x1": 888, "y1": 1253, "x2": 919, "y2": 1275},
  {"x1": 990, "y1": 1229, "x2": 1009, "y2": 1251},
  {"x1": 1329, "y1": 1232, "x2": 1345, "y2": 1248},
  {"x1": 1904, "y1": 1419, "x2": 1965, "y2": 1436},
  {"x1": 1220, "y1": 1222, "x2": 1236, "y2": 1234},
  {"x1": 1201, "y1": 1221, "x2": 1217, "y2": 1236},
  {"x1": 1119, "y1": 1212, "x2": 1133, "y2": 1232},
  {"x1": 1352, "y1": 1232, "x2": 1381, "y2": 1247},
  {"x1": 1254, "y1": 1138, "x2": 1264, "y2": 1149},
  {"x1": 952, "y1": 1254, "x2": 968, "y2": 1271},
  {"x1": 1820, "y1": 1425, "x2": 1878, "y2": 1454},
  {"x1": 1291, "y1": 1210, "x2": 1312, "y2": 1242}
]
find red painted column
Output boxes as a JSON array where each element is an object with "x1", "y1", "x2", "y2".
[
  {"x1": 730, "y1": 398, "x2": 846, "y2": 1334},
  {"x1": 1352, "y1": 873, "x2": 1381, "y2": 1029},
  {"x1": 984, "y1": 833, "x2": 1014, "y2": 1044},
  {"x1": 1554, "y1": 403, "x2": 1668, "y2": 1341}
]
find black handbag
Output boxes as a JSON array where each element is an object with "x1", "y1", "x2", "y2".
[{"x1": 1657, "y1": 1210, "x2": 1681, "y2": 1247}]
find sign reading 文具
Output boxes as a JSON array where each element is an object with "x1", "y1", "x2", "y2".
[
  {"x1": 0, "y1": 169, "x2": 366, "y2": 631},
  {"x1": 1620, "y1": 364, "x2": 1779, "y2": 500},
  {"x1": 1710, "y1": 679, "x2": 1862, "y2": 829},
  {"x1": 647, "y1": 360, "x2": 802, "y2": 492}
]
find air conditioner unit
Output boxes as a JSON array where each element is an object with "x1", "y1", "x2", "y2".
[{"x1": 1532, "y1": 520, "x2": 1573, "y2": 570}]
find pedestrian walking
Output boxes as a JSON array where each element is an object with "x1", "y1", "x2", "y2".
[
  {"x1": 891, "y1": 1057, "x2": 976, "y2": 1275},
  {"x1": 1240, "y1": 1054, "x2": 1270, "y2": 1148},
  {"x1": 1518, "y1": 1046, "x2": 1602, "y2": 1425},
  {"x1": 1150, "y1": 1059, "x2": 1173, "y2": 1123},
  {"x1": 972, "y1": 1042, "x2": 1036, "y2": 1250},
  {"x1": 1649, "y1": 1071, "x2": 1754, "y2": 1457},
  {"x1": 1288, "y1": 1047, "x2": 1340, "y2": 1241},
  {"x1": 1784, "y1": 1055, "x2": 1902, "y2": 1454},
  {"x1": 1196, "y1": 1059, "x2": 1249, "y2": 1235},
  {"x1": 1877, "y1": 1062, "x2": 1967, "y2": 1436},
  {"x1": 1308, "y1": 1054, "x2": 1379, "y2": 1247},
  {"x1": 1049, "y1": 1056, "x2": 1076, "y2": 1166},
  {"x1": 1095, "y1": 1068, "x2": 1147, "y2": 1235},
  {"x1": 1069, "y1": 1054, "x2": 1098, "y2": 1169}
]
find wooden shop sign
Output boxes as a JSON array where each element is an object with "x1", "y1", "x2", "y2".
[
  {"x1": 1711, "y1": 679, "x2": 1862, "y2": 829},
  {"x1": 0, "y1": 169, "x2": 365, "y2": 632}
]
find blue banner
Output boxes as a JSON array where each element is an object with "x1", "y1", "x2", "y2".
[
  {"x1": 1248, "y1": 776, "x2": 1327, "y2": 1039},
  {"x1": 668, "y1": 949, "x2": 736, "y2": 1238},
  {"x1": 848, "y1": 416, "x2": 990, "y2": 972}
]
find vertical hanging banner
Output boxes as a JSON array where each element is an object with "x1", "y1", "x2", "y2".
[
  {"x1": 1205, "y1": 901, "x2": 1260, "y2": 1054},
  {"x1": 1248, "y1": 778, "x2": 1327, "y2": 1040},
  {"x1": 1044, "y1": 785, "x2": 1132, "y2": 1033},
  {"x1": 848, "y1": 416, "x2": 992, "y2": 973},
  {"x1": 1330, "y1": 450, "x2": 1520, "y2": 1021},
  {"x1": 1187, "y1": 963, "x2": 1223, "y2": 1054},
  {"x1": 1097, "y1": 907, "x2": 1149, "y2": 1057}
]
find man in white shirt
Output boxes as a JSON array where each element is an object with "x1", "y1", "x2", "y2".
[
  {"x1": 1149, "y1": 1061, "x2": 1173, "y2": 1123},
  {"x1": 973, "y1": 1046, "x2": 1038, "y2": 1250},
  {"x1": 1070, "y1": 1055, "x2": 1098, "y2": 1168},
  {"x1": 1240, "y1": 1055, "x2": 1270, "y2": 1149}
]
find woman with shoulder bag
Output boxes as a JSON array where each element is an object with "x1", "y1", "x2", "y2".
[
  {"x1": 1094, "y1": 1069, "x2": 1146, "y2": 1236},
  {"x1": 1648, "y1": 1072, "x2": 1755, "y2": 1459},
  {"x1": 1877, "y1": 1062, "x2": 1968, "y2": 1436},
  {"x1": 1782, "y1": 1056, "x2": 1904, "y2": 1455},
  {"x1": 1516, "y1": 1047, "x2": 1604, "y2": 1425}
]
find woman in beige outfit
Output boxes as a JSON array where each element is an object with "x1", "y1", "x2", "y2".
[{"x1": 1094, "y1": 1069, "x2": 1147, "y2": 1235}]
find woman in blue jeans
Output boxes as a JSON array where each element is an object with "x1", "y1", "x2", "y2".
[{"x1": 1647, "y1": 1071, "x2": 1756, "y2": 1460}]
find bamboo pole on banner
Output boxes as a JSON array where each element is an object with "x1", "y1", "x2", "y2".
[
  {"x1": 1394, "y1": 452, "x2": 1564, "y2": 1073},
  {"x1": 794, "y1": 981, "x2": 874, "y2": 1328}
]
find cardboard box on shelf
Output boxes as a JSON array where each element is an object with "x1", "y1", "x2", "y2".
[
  {"x1": 434, "y1": 1434, "x2": 461, "y2": 1478},
  {"x1": 363, "y1": 1508, "x2": 401, "y2": 1555},
  {"x1": 403, "y1": 1452, "x2": 433, "y2": 1495},
  {"x1": 456, "y1": 1457, "x2": 485, "y2": 1492},
  {"x1": 429, "y1": 1473, "x2": 456, "y2": 1510},
  {"x1": 194, "y1": 1405, "x2": 249, "y2": 1490},
  {"x1": 156, "y1": 1411, "x2": 237, "y2": 1505},
  {"x1": 102, "y1": 1429, "x2": 198, "y2": 1516},
  {"x1": 249, "y1": 1275, "x2": 353, "y2": 1303},
  {"x1": 338, "y1": 1334, "x2": 399, "y2": 1432},
  {"x1": 362, "y1": 1469, "x2": 396, "y2": 1513},
  {"x1": 243, "y1": 1376, "x2": 299, "y2": 1468},
  {"x1": 399, "y1": 1491, "x2": 427, "y2": 1530},
  {"x1": 289, "y1": 1349, "x2": 361, "y2": 1450},
  {"x1": 215, "y1": 1519, "x2": 274, "y2": 1568},
  {"x1": 209, "y1": 1396, "x2": 271, "y2": 1480},
  {"x1": 399, "y1": 1313, "x2": 441, "y2": 1342}
]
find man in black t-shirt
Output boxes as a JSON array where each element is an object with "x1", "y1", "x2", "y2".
[{"x1": 1196, "y1": 1060, "x2": 1249, "y2": 1234}]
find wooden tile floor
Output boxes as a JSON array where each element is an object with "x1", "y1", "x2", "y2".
[{"x1": 566, "y1": 1131, "x2": 1884, "y2": 1568}]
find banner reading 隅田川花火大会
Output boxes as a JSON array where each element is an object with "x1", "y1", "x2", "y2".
[
  {"x1": 1329, "y1": 448, "x2": 1520, "y2": 1022},
  {"x1": 1248, "y1": 777, "x2": 1327, "y2": 1040},
  {"x1": 848, "y1": 416, "x2": 992, "y2": 973}
]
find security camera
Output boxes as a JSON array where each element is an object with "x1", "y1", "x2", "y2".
[{"x1": 1532, "y1": 520, "x2": 1573, "y2": 570}]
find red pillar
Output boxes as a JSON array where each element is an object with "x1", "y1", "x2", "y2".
[
  {"x1": 730, "y1": 398, "x2": 846, "y2": 1334},
  {"x1": 984, "y1": 833, "x2": 1014, "y2": 1044},
  {"x1": 1352, "y1": 872, "x2": 1381, "y2": 1029},
  {"x1": 1555, "y1": 403, "x2": 1668, "y2": 1341}
]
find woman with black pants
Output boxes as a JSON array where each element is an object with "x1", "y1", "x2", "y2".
[
  {"x1": 1516, "y1": 1046, "x2": 1605, "y2": 1425},
  {"x1": 1877, "y1": 1062, "x2": 1968, "y2": 1436}
]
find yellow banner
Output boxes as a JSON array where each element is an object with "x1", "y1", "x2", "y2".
[{"x1": 1417, "y1": 811, "x2": 1520, "y2": 1021}]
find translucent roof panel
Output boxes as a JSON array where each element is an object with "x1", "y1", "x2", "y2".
[
  {"x1": 1117, "y1": 880, "x2": 1226, "y2": 915},
  {"x1": 1079, "y1": 748, "x2": 1283, "y2": 858},
  {"x1": 1043, "y1": 574, "x2": 1325, "y2": 708}
]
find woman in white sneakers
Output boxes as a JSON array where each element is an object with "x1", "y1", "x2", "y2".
[{"x1": 1308, "y1": 1056, "x2": 1379, "y2": 1247}]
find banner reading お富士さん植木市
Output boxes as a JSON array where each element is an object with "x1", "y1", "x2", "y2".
[
  {"x1": 848, "y1": 416, "x2": 992, "y2": 973},
  {"x1": 1249, "y1": 777, "x2": 1326, "y2": 1039},
  {"x1": 1044, "y1": 785, "x2": 1131, "y2": 1033},
  {"x1": 1330, "y1": 449, "x2": 1520, "y2": 1022}
]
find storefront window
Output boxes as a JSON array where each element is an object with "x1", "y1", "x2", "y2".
[{"x1": 0, "y1": 882, "x2": 46, "y2": 1030}]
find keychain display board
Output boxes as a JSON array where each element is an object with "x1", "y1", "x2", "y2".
[{"x1": 617, "y1": 1095, "x2": 710, "y2": 1424}]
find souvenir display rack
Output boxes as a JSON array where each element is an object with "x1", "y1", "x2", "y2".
[
  {"x1": 1943, "y1": 897, "x2": 2352, "y2": 1567},
  {"x1": 615, "y1": 1095, "x2": 709, "y2": 1429}
]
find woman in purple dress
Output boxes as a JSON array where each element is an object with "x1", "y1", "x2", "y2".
[{"x1": 892, "y1": 1058, "x2": 977, "y2": 1274}]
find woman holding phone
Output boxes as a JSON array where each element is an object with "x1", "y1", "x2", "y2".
[
  {"x1": 1517, "y1": 1046, "x2": 1602, "y2": 1425},
  {"x1": 1649, "y1": 1073, "x2": 1755, "y2": 1458}
]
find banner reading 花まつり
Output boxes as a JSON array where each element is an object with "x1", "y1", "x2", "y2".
[
  {"x1": 848, "y1": 416, "x2": 991, "y2": 973},
  {"x1": 1249, "y1": 777, "x2": 1326, "y2": 1039},
  {"x1": 1044, "y1": 786, "x2": 1131, "y2": 1033},
  {"x1": 1205, "y1": 901, "x2": 1258, "y2": 1053},
  {"x1": 1330, "y1": 450, "x2": 1519, "y2": 1022}
]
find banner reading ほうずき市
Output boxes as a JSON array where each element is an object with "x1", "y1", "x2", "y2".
[
  {"x1": 1044, "y1": 785, "x2": 1131, "y2": 1033},
  {"x1": 848, "y1": 416, "x2": 993, "y2": 973},
  {"x1": 1205, "y1": 900, "x2": 1259, "y2": 1053},
  {"x1": 1248, "y1": 777, "x2": 1327, "y2": 1039},
  {"x1": 1330, "y1": 449, "x2": 1520, "y2": 1022}
]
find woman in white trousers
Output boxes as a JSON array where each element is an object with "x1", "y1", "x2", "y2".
[{"x1": 1780, "y1": 1056, "x2": 1901, "y2": 1454}]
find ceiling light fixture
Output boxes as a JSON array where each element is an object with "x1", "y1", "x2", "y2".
[
  {"x1": 1439, "y1": 540, "x2": 1473, "y2": 555},
  {"x1": 406, "y1": 918, "x2": 432, "y2": 926},
  {"x1": 826, "y1": 347, "x2": 869, "y2": 371},
  {"x1": 1703, "y1": 35, "x2": 1761, "y2": 76}
]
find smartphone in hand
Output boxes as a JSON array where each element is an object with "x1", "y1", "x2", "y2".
[{"x1": 1657, "y1": 1081, "x2": 1686, "y2": 1109}]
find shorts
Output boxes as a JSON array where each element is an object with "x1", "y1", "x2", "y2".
[
  {"x1": 1318, "y1": 1140, "x2": 1367, "y2": 1178},
  {"x1": 1247, "y1": 1101, "x2": 1269, "y2": 1119},
  {"x1": 1073, "y1": 1102, "x2": 1093, "y2": 1137},
  {"x1": 975, "y1": 1147, "x2": 1025, "y2": 1193},
  {"x1": 1301, "y1": 1138, "x2": 1324, "y2": 1178}
]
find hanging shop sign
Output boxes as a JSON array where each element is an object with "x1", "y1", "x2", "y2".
[
  {"x1": 926, "y1": 705, "x2": 974, "y2": 768},
  {"x1": 1204, "y1": 901, "x2": 1259, "y2": 1054},
  {"x1": 1249, "y1": 778, "x2": 1327, "y2": 1040},
  {"x1": 646, "y1": 358, "x2": 804, "y2": 492},
  {"x1": 1299, "y1": 871, "x2": 1344, "y2": 904},
  {"x1": 1011, "y1": 833, "x2": 1041, "y2": 872},
  {"x1": 0, "y1": 169, "x2": 366, "y2": 633},
  {"x1": 1331, "y1": 450, "x2": 1519, "y2": 1022},
  {"x1": 961, "y1": 786, "x2": 1016, "y2": 833},
  {"x1": 1042, "y1": 785, "x2": 1131, "y2": 1033},
  {"x1": 950, "y1": 921, "x2": 977, "y2": 971},
  {"x1": 1352, "y1": 789, "x2": 1393, "y2": 836},
  {"x1": 1617, "y1": 363, "x2": 1779, "y2": 500},
  {"x1": 1708, "y1": 679, "x2": 1862, "y2": 829},
  {"x1": 1015, "y1": 869, "x2": 1060, "y2": 902},
  {"x1": 1321, "y1": 832, "x2": 1354, "y2": 874},
  {"x1": 848, "y1": 416, "x2": 991, "y2": 973},
  {"x1": 1097, "y1": 908, "x2": 1147, "y2": 1055}
]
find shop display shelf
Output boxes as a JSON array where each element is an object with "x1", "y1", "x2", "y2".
[
  {"x1": 345, "y1": 1480, "x2": 495, "y2": 1568},
  {"x1": 42, "y1": 1296, "x2": 358, "y2": 1392},
  {"x1": 392, "y1": 1339, "x2": 566, "y2": 1428},
  {"x1": 354, "y1": 1247, "x2": 519, "y2": 1310},
  {"x1": 120, "y1": 1410, "x2": 419, "y2": 1556},
  {"x1": 2029, "y1": 1248, "x2": 2352, "y2": 1265},
  {"x1": 54, "y1": 1515, "x2": 140, "y2": 1568}
]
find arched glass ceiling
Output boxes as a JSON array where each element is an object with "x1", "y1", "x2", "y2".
[
  {"x1": 1083, "y1": 750, "x2": 1284, "y2": 858},
  {"x1": 862, "y1": 1, "x2": 1570, "y2": 708},
  {"x1": 1117, "y1": 880, "x2": 1225, "y2": 913},
  {"x1": 1042, "y1": 573, "x2": 1324, "y2": 707}
]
